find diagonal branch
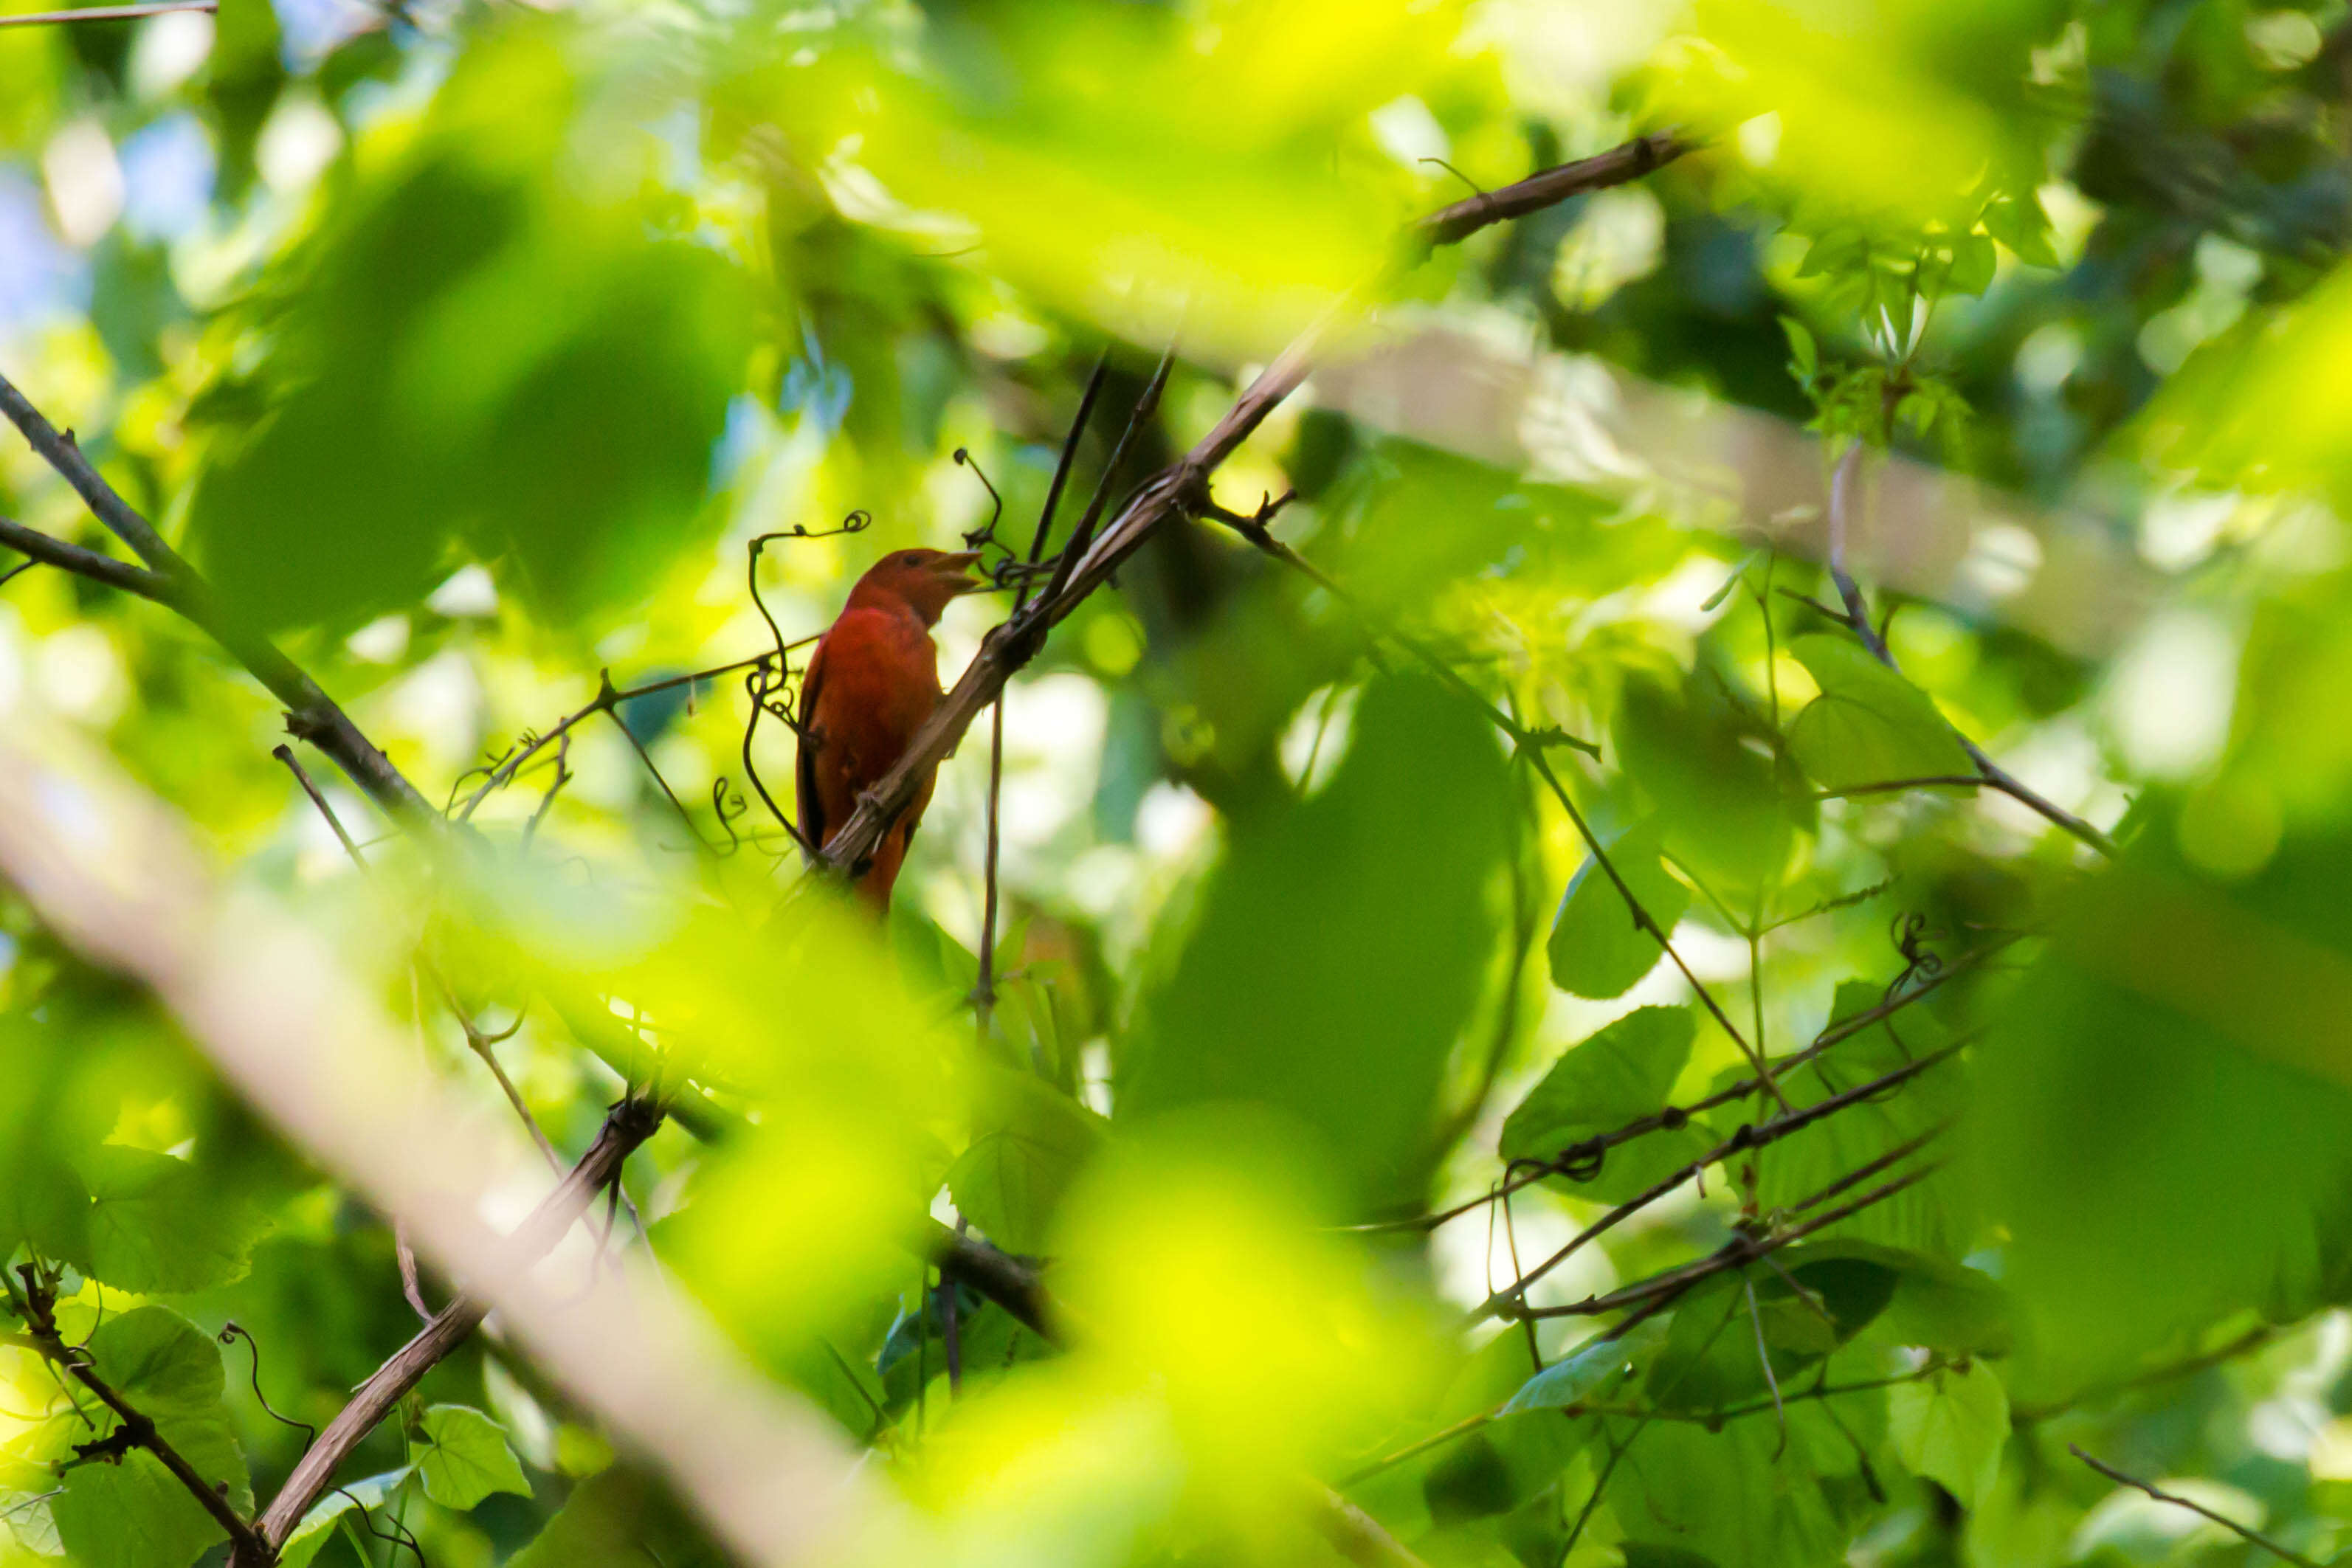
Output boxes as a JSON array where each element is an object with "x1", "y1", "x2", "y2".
[
  {"x1": 1467, "y1": 1046, "x2": 1961, "y2": 1325},
  {"x1": 0, "y1": 370, "x2": 435, "y2": 827},
  {"x1": 0, "y1": 1, "x2": 212, "y2": 26},
  {"x1": 815, "y1": 130, "x2": 1694, "y2": 881},
  {"x1": 1823, "y1": 440, "x2": 2117, "y2": 858},
  {"x1": 12, "y1": 1268, "x2": 268, "y2": 1561},
  {"x1": 248, "y1": 1100, "x2": 663, "y2": 1555},
  {"x1": 0, "y1": 517, "x2": 174, "y2": 602},
  {"x1": 2069, "y1": 1446, "x2": 2320, "y2": 1568},
  {"x1": 1415, "y1": 131, "x2": 1692, "y2": 247}
]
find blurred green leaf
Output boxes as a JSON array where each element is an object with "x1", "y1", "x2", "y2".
[
  {"x1": 1611, "y1": 1403, "x2": 1867, "y2": 1568},
  {"x1": 510, "y1": 1465, "x2": 718, "y2": 1568},
  {"x1": 1125, "y1": 673, "x2": 1512, "y2": 1206},
  {"x1": 1548, "y1": 820, "x2": 1690, "y2": 1000},
  {"x1": 185, "y1": 27, "x2": 751, "y2": 632},
  {"x1": 1972, "y1": 836, "x2": 2352, "y2": 1381},
  {"x1": 1785, "y1": 635, "x2": 1973, "y2": 792},
  {"x1": 948, "y1": 1067, "x2": 1108, "y2": 1254},
  {"x1": 1616, "y1": 671, "x2": 1807, "y2": 893}
]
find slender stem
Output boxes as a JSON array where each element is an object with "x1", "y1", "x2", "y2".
[
  {"x1": 1345, "y1": 954, "x2": 1992, "y2": 1235},
  {"x1": 1823, "y1": 439, "x2": 2117, "y2": 858},
  {"x1": 973, "y1": 695, "x2": 1007, "y2": 1031},
  {"x1": 17, "y1": 1289, "x2": 266, "y2": 1560},
  {"x1": 0, "y1": 516, "x2": 173, "y2": 600},
  {"x1": 2069, "y1": 1447, "x2": 2320, "y2": 1568},
  {"x1": 0, "y1": 371, "x2": 435, "y2": 825},
  {"x1": 0, "y1": 1, "x2": 212, "y2": 25},
  {"x1": 1468, "y1": 1047, "x2": 1959, "y2": 1324},
  {"x1": 1521, "y1": 1162, "x2": 1939, "y2": 1321}
]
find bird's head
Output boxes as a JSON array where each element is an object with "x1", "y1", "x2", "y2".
[{"x1": 846, "y1": 548, "x2": 987, "y2": 626}]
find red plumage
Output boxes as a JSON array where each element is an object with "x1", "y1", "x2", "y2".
[{"x1": 796, "y1": 548, "x2": 984, "y2": 910}]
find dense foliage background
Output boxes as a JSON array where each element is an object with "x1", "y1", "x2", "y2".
[{"x1": 7, "y1": 0, "x2": 2352, "y2": 1565}]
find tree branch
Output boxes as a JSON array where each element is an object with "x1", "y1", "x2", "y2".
[
  {"x1": 1413, "y1": 131, "x2": 1694, "y2": 247},
  {"x1": 244, "y1": 1099, "x2": 663, "y2": 1556},
  {"x1": 0, "y1": 516, "x2": 174, "y2": 602},
  {"x1": 1522, "y1": 1161, "x2": 1939, "y2": 1322},
  {"x1": 815, "y1": 130, "x2": 1694, "y2": 881},
  {"x1": 14, "y1": 1268, "x2": 268, "y2": 1561},
  {"x1": 1468, "y1": 1049, "x2": 1959, "y2": 1325},
  {"x1": 0, "y1": 369, "x2": 436, "y2": 827},
  {"x1": 2069, "y1": 1446, "x2": 2320, "y2": 1568},
  {"x1": 0, "y1": 1, "x2": 212, "y2": 26}
]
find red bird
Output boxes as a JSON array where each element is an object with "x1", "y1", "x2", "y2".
[{"x1": 796, "y1": 548, "x2": 985, "y2": 910}]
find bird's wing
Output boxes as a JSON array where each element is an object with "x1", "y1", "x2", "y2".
[{"x1": 794, "y1": 636, "x2": 827, "y2": 863}]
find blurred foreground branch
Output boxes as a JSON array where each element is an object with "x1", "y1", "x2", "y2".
[{"x1": 0, "y1": 726, "x2": 903, "y2": 1568}]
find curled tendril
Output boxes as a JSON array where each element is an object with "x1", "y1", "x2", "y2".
[
  {"x1": 766, "y1": 509, "x2": 873, "y2": 543},
  {"x1": 711, "y1": 777, "x2": 749, "y2": 857},
  {"x1": 217, "y1": 1322, "x2": 317, "y2": 1446},
  {"x1": 444, "y1": 741, "x2": 521, "y2": 813}
]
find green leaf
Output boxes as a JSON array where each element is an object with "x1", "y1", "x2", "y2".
[
  {"x1": 1984, "y1": 192, "x2": 2060, "y2": 267},
  {"x1": 1615, "y1": 670, "x2": 1807, "y2": 894},
  {"x1": 1126, "y1": 674, "x2": 1514, "y2": 1206},
  {"x1": 1946, "y1": 230, "x2": 1998, "y2": 296},
  {"x1": 947, "y1": 1068, "x2": 1108, "y2": 1254},
  {"x1": 1784, "y1": 635, "x2": 1973, "y2": 792},
  {"x1": 184, "y1": 34, "x2": 751, "y2": 633},
  {"x1": 1500, "y1": 1008, "x2": 1706, "y2": 1203},
  {"x1": 1612, "y1": 1404, "x2": 1867, "y2": 1566},
  {"x1": 1548, "y1": 820, "x2": 1691, "y2": 1000},
  {"x1": 1752, "y1": 983, "x2": 1968, "y2": 1258},
  {"x1": 1779, "y1": 315, "x2": 1819, "y2": 384},
  {"x1": 55, "y1": 1449, "x2": 232, "y2": 1568},
  {"x1": 77, "y1": 1144, "x2": 269, "y2": 1294},
  {"x1": 509, "y1": 1465, "x2": 708, "y2": 1568},
  {"x1": 410, "y1": 1404, "x2": 531, "y2": 1510},
  {"x1": 88, "y1": 1307, "x2": 224, "y2": 1417},
  {"x1": 1888, "y1": 1360, "x2": 2009, "y2": 1508},
  {"x1": 278, "y1": 1469, "x2": 410, "y2": 1568},
  {"x1": 1500, "y1": 1318, "x2": 1669, "y2": 1415},
  {"x1": 0, "y1": 1158, "x2": 92, "y2": 1274}
]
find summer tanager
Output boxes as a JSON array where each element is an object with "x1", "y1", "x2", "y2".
[{"x1": 796, "y1": 547, "x2": 985, "y2": 910}]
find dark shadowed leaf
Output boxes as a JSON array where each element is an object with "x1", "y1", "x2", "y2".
[{"x1": 1125, "y1": 673, "x2": 1513, "y2": 1207}]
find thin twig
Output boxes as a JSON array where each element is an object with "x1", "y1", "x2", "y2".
[
  {"x1": 0, "y1": 517, "x2": 173, "y2": 601},
  {"x1": 1823, "y1": 440, "x2": 2117, "y2": 858},
  {"x1": 1522, "y1": 1162, "x2": 1939, "y2": 1322},
  {"x1": 274, "y1": 744, "x2": 563, "y2": 1173},
  {"x1": 2069, "y1": 1446, "x2": 2320, "y2": 1568},
  {"x1": 0, "y1": 1, "x2": 213, "y2": 24},
  {"x1": 1348, "y1": 949, "x2": 1993, "y2": 1235},
  {"x1": 1415, "y1": 131, "x2": 1693, "y2": 246},
  {"x1": 1467, "y1": 1046, "x2": 1959, "y2": 1325}
]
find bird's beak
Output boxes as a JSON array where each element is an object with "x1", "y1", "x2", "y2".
[{"x1": 934, "y1": 550, "x2": 987, "y2": 595}]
